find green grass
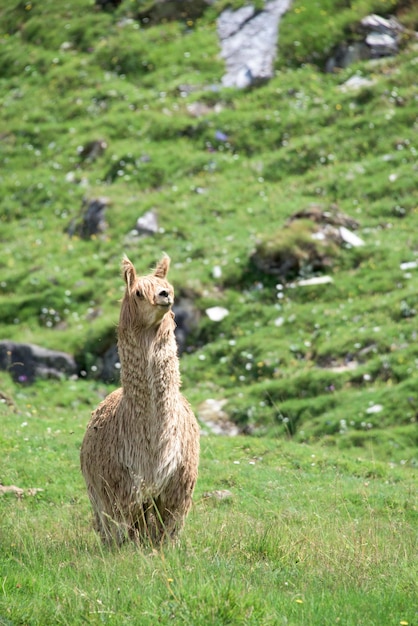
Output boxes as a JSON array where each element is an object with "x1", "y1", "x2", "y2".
[
  {"x1": 0, "y1": 0, "x2": 417, "y2": 444},
  {"x1": 1, "y1": 1, "x2": 418, "y2": 621},
  {"x1": 1, "y1": 375, "x2": 417, "y2": 625}
]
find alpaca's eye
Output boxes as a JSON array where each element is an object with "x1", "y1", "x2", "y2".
[{"x1": 136, "y1": 290, "x2": 144, "y2": 299}]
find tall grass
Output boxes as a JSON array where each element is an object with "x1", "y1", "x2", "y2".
[
  {"x1": 1, "y1": 381, "x2": 417, "y2": 624},
  {"x1": 2, "y1": 452, "x2": 416, "y2": 625}
]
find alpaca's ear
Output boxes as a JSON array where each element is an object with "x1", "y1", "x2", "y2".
[
  {"x1": 122, "y1": 256, "x2": 137, "y2": 290},
  {"x1": 153, "y1": 254, "x2": 170, "y2": 279}
]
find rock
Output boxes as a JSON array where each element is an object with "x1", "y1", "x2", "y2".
[
  {"x1": 326, "y1": 13, "x2": 405, "y2": 71},
  {"x1": 339, "y1": 75, "x2": 375, "y2": 91},
  {"x1": 95, "y1": 0, "x2": 122, "y2": 9},
  {"x1": 360, "y1": 13, "x2": 404, "y2": 47},
  {"x1": 212, "y1": 265, "x2": 222, "y2": 279},
  {"x1": 366, "y1": 403, "x2": 383, "y2": 414},
  {"x1": 0, "y1": 484, "x2": 43, "y2": 498},
  {"x1": 100, "y1": 344, "x2": 121, "y2": 384},
  {"x1": 217, "y1": 0, "x2": 292, "y2": 88},
  {"x1": 339, "y1": 226, "x2": 365, "y2": 247},
  {"x1": 77, "y1": 139, "x2": 107, "y2": 163},
  {"x1": 198, "y1": 398, "x2": 240, "y2": 436},
  {"x1": 252, "y1": 204, "x2": 360, "y2": 281},
  {"x1": 325, "y1": 42, "x2": 370, "y2": 72},
  {"x1": 135, "y1": 209, "x2": 159, "y2": 236},
  {"x1": 0, "y1": 390, "x2": 15, "y2": 409},
  {"x1": 205, "y1": 306, "x2": 229, "y2": 322},
  {"x1": 173, "y1": 297, "x2": 201, "y2": 354},
  {"x1": 287, "y1": 204, "x2": 360, "y2": 230},
  {"x1": 66, "y1": 197, "x2": 109, "y2": 239},
  {"x1": 292, "y1": 276, "x2": 334, "y2": 287},
  {"x1": 252, "y1": 204, "x2": 362, "y2": 281},
  {"x1": 203, "y1": 489, "x2": 233, "y2": 501},
  {"x1": 365, "y1": 31, "x2": 398, "y2": 55},
  {"x1": 186, "y1": 101, "x2": 223, "y2": 117},
  {"x1": 0, "y1": 341, "x2": 77, "y2": 384},
  {"x1": 400, "y1": 261, "x2": 418, "y2": 271}
]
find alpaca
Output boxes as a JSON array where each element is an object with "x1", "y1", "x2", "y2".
[{"x1": 80, "y1": 255, "x2": 200, "y2": 545}]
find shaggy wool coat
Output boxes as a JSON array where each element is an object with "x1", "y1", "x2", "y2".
[{"x1": 80, "y1": 256, "x2": 200, "y2": 544}]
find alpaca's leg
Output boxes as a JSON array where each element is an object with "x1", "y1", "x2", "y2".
[
  {"x1": 87, "y1": 485, "x2": 127, "y2": 545},
  {"x1": 129, "y1": 503, "x2": 150, "y2": 544},
  {"x1": 148, "y1": 495, "x2": 187, "y2": 544}
]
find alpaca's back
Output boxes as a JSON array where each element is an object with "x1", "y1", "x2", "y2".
[{"x1": 80, "y1": 256, "x2": 199, "y2": 544}]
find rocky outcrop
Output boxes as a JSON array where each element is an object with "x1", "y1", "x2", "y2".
[
  {"x1": 217, "y1": 0, "x2": 292, "y2": 88},
  {"x1": 77, "y1": 139, "x2": 107, "y2": 164},
  {"x1": 326, "y1": 13, "x2": 406, "y2": 72},
  {"x1": 251, "y1": 205, "x2": 363, "y2": 280},
  {"x1": 0, "y1": 341, "x2": 77, "y2": 384},
  {"x1": 66, "y1": 197, "x2": 109, "y2": 239},
  {"x1": 136, "y1": 209, "x2": 159, "y2": 236}
]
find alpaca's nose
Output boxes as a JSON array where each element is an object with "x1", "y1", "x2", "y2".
[{"x1": 159, "y1": 289, "x2": 169, "y2": 298}]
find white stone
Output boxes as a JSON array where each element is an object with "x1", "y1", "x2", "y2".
[
  {"x1": 366, "y1": 404, "x2": 383, "y2": 414},
  {"x1": 340, "y1": 75, "x2": 375, "y2": 91},
  {"x1": 205, "y1": 306, "x2": 229, "y2": 322},
  {"x1": 339, "y1": 226, "x2": 365, "y2": 247},
  {"x1": 212, "y1": 265, "x2": 222, "y2": 279},
  {"x1": 400, "y1": 261, "x2": 418, "y2": 271},
  {"x1": 294, "y1": 276, "x2": 334, "y2": 287}
]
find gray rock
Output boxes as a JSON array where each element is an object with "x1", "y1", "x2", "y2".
[
  {"x1": 360, "y1": 13, "x2": 403, "y2": 36},
  {"x1": 365, "y1": 31, "x2": 398, "y2": 56},
  {"x1": 325, "y1": 42, "x2": 370, "y2": 72},
  {"x1": 252, "y1": 204, "x2": 362, "y2": 280},
  {"x1": 66, "y1": 197, "x2": 109, "y2": 239},
  {"x1": 326, "y1": 13, "x2": 405, "y2": 71},
  {"x1": 135, "y1": 210, "x2": 159, "y2": 236},
  {"x1": 217, "y1": 0, "x2": 292, "y2": 88},
  {"x1": 198, "y1": 398, "x2": 240, "y2": 436},
  {"x1": 173, "y1": 297, "x2": 201, "y2": 354},
  {"x1": 95, "y1": 0, "x2": 122, "y2": 8},
  {"x1": 339, "y1": 75, "x2": 375, "y2": 91},
  {"x1": 0, "y1": 341, "x2": 77, "y2": 384},
  {"x1": 77, "y1": 139, "x2": 107, "y2": 164},
  {"x1": 100, "y1": 344, "x2": 121, "y2": 384},
  {"x1": 203, "y1": 489, "x2": 233, "y2": 501}
]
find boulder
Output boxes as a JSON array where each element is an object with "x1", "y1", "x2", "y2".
[
  {"x1": 135, "y1": 209, "x2": 159, "y2": 236},
  {"x1": 66, "y1": 197, "x2": 109, "y2": 239},
  {"x1": 198, "y1": 398, "x2": 240, "y2": 436},
  {"x1": 0, "y1": 341, "x2": 77, "y2": 384},
  {"x1": 252, "y1": 204, "x2": 362, "y2": 280},
  {"x1": 77, "y1": 139, "x2": 107, "y2": 164},
  {"x1": 173, "y1": 296, "x2": 201, "y2": 353},
  {"x1": 326, "y1": 13, "x2": 405, "y2": 72},
  {"x1": 95, "y1": 0, "x2": 122, "y2": 9},
  {"x1": 217, "y1": 0, "x2": 292, "y2": 88}
]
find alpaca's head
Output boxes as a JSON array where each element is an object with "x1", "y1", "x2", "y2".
[{"x1": 120, "y1": 255, "x2": 175, "y2": 330}]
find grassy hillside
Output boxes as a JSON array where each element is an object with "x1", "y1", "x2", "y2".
[
  {"x1": 1, "y1": 1, "x2": 417, "y2": 623},
  {"x1": 1, "y1": 0, "x2": 418, "y2": 453}
]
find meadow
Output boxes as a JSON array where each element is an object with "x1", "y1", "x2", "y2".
[
  {"x1": 0, "y1": 0, "x2": 417, "y2": 623},
  {"x1": 1, "y1": 374, "x2": 417, "y2": 625}
]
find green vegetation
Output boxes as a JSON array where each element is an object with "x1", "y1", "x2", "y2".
[
  {"x1": 1, "y1": 375, "x2": 417, "y2": 624},
  {"x1": 0, "y1": 0, "x2": 417, "y2": 623}
]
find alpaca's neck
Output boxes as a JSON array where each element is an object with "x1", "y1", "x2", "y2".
[{"x1": 118, "y1": 323, "x2": 181, "y2": 406}]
